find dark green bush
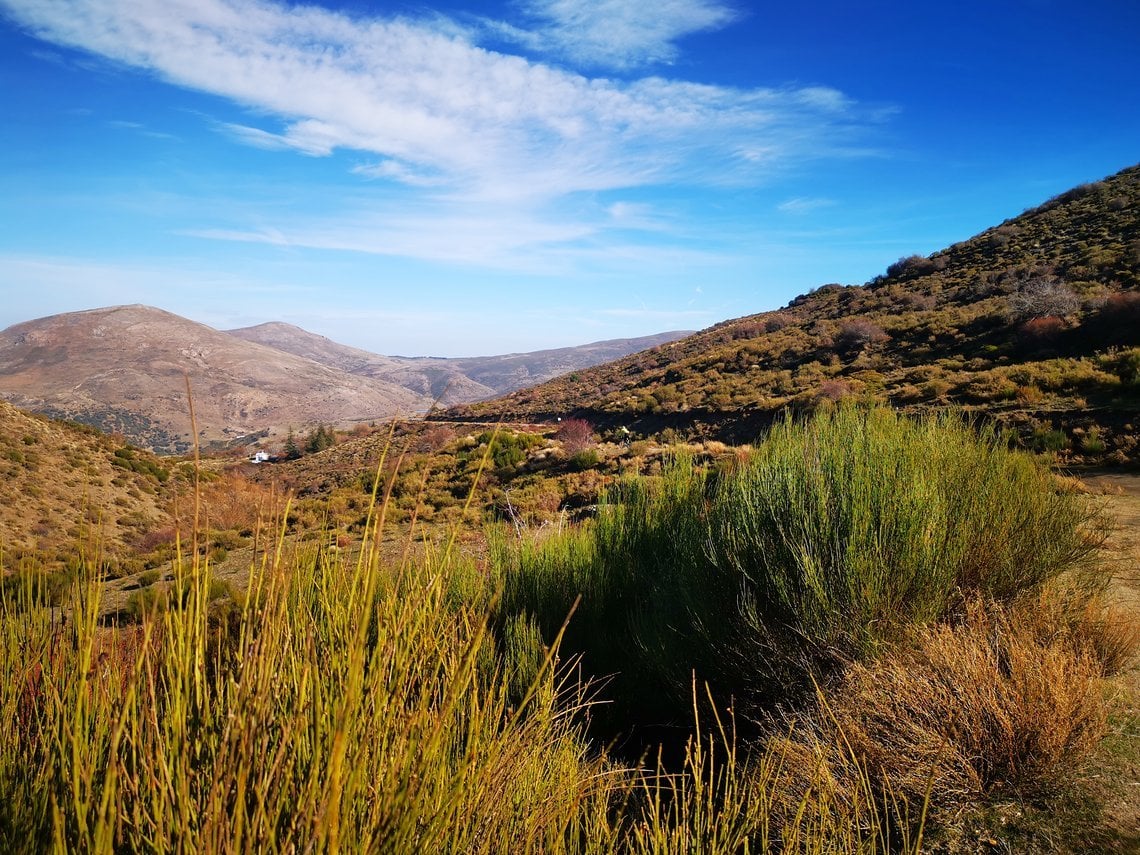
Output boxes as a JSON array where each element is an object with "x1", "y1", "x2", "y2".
[
  {"x1": 0, "y1": 565, "x2": 77, "y2": 610},
  {"x1": 1032, "y1": 425, "x2": 1071, "y2": 453},
  {"x1": 468, "y1": 430, "x2": 542, "y2": 471},
  {"x1": 495, "y1": 406, "x2": 1107, "y2": 740},
  {"x1": 567, "y1": 449, "x2": 600, "y2": 471},
  {"x1": 111, "y1": 446, "x2": 170, "y2": 482},
  {"x1": 126, "y1": 585, "x2": 166, "y2": 619}
]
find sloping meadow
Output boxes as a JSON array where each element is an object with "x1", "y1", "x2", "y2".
[{"x1": 2, "y1": 406, "x2": 1133, "y2": 852}]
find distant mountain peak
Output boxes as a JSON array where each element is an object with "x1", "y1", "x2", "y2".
[{"x1": 0, "y1": 308, "x2": 690, "y2": 452}]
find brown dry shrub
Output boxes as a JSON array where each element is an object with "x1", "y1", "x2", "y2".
[
  {"x1": 764, "y1": 314, "x2": 790, "y2": 333},
  {"x1": 555, "y1": 418, "x2": 594, "y2": 455},
  {"x1": 1017, "y1": 315, "x2": 1066, "y2": 345},
  {"x1": 172, "y1": 472, "x2": 286, "y2": 535},
  {"x1": 1093, "y1": 291, "x2": 1140, "y2": 345},
  {"x1": 899, "y1": 292, "x2": 937, "y2": 311},
  {"x1": 1078, "y1": 603, "x2": 1140, "y2": 674},
  {"x1": 413, "y1": 424, "x2": 457, "y2": 453},
  {"x1": 1015, "y1": 581, "x2": 1140, "y2": 677},
  {"x1": 1015, "y1": 384, "x2": 1045, "y2": 404},
  {"x1": 779, "y1": 599, "x2": 1109, "y2": 819},
  {"x1": 134, "y1": 525, "x2": 177, "y2": 553},
  {"x1": 815, "y1": 379, "x2": 852, "y2": 403},
  {"x1": 834, "y1": 319, "x2": 888, "y2": 353}
]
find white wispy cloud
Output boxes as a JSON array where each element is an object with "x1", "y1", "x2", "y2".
[
  {"x1": 777, "y1": 197, "x2": 837, "y2": 214},
  {"x1": 595, "y1": 306, "x2": 712, "y2": 320},
  {"x1": 185, "y1": 205, "x2": 599, "y2": 271},
  {"x1": 2, "y1": 0, "x2": 882, "y2": 270},
  {"x1": 508, "y1": 0, "x2": 737, "y2": 70},
  {"x1": 107, "y1": 118, "x2": 178, "y2": 140},
  {"x1": 221, "y1": 123, "x2": 301, "y2": 153},
  {"x1": 350, "y1": 160, "x2": 447, "y2": 187},
  {"x1": 4, "y1": 0, "x2": 866, "y2": 196}
]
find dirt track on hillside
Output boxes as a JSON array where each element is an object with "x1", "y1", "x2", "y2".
[{"x1": 1077, "y1": 470, "x2": 1140, "y2": 852}]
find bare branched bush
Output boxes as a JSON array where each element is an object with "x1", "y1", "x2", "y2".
[
  {"x1": 1006, "y1": 275, "x2": 1080, "y2": 321},
  {"x1": 834, "y1": 319, "x2": 888, "y2": 353},
  {"x1": 555, "y1": 418, "x2": 593, "y2": 455},
  {"x1": 816, "y1": 379, "x2": 852, "y2": 402}
]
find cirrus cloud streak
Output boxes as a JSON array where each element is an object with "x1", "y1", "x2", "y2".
[{"x1": 3, "y1": 0, "x2": 873, "y2": 201}]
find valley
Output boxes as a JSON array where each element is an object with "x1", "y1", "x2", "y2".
[{"x1": 1, "y1": 165, "x2": 1138, "y2": 853}]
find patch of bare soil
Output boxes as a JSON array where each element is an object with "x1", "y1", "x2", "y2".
[{"x1": 1076, "y1": 470, "x2": 1140, "y2": 852}]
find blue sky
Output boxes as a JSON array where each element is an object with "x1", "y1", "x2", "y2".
[{"x1": 1, "y1": 0, "x2": 1137, "y2": 356}]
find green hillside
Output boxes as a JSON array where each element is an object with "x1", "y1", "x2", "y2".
[{"x1": 444, "y1": 164, "x2": 1140, "y2": 461}]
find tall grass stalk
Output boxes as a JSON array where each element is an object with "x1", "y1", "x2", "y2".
[{"x1": 2, "y1": 536, "x2": 612, "y2": 851}]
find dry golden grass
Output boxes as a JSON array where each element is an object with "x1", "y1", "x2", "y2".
[
  {"x1": 0, "y1": 401, "x2": 171, "y2": 564},
  {"x1": 781, "y1": 597, "x2": 1115, "y2": 822},
  {"x1": 174, "y1": 470, "x2": 287, "y2": 536},
  {"x1": 1016, "y1": 580, "x2": 1140, "y2": 677}
]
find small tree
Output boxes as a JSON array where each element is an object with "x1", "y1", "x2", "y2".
[
  {"x1": 556, "y1": 418, "x2": 593, "y2": 455},
  {"x1": 1006, "y1": 275, "x2": 1079, "y2": 322},
  {"x1": 283, "y1": 428, "x2": 300, "y2": 460},
  {"x1": 304, "y1": 424, "x2": 335, "y2": 455},
  {"x1": 834, "y1": 319, "x2": 888, "y2": 354}
]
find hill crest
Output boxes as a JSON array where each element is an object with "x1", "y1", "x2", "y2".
[
  {"x1": 0, "y1": 305, "x2": 430, "y2": 452},
  {"x1": 440, "y1": 164, "x2": 1140, "y2": 462},
  {"x1": 0, "y1": 305, "x2": 693, "y2": 452}
]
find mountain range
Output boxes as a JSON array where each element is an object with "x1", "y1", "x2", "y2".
[
  {"x1": 0, "y1": 306, "x2": 690, "y2": 452},
  {"x1": 0, "y1": 163, "x2": 1137, "y2": 571}
]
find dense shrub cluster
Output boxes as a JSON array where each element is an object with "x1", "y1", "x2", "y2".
[
  {"x1": 496, "y1": 407, "x2": 1109, "y2": 734},
  {"x1": 111, "y1": 445, "x2": 170, "y2": 482},
  {"x1": 449, "y1": 166, "x2": 1140, "y2": 465},
  {"x1": 886, "y1": 254, "x2": 945, "y2": 279},
  {"x1": 469, "y1": 429, "x2": 543, "y2": 470}
]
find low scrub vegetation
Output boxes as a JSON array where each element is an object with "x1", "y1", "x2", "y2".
[
  {"x1": 780, "y1": 596, "x2": 1115, "y2": 825},
  {"x1": 0, "y1": 405, "x2": 1133, "y2": 852},
  {"x1": 449, "y1": 164, "x2": 1140, "y2": 464}
]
